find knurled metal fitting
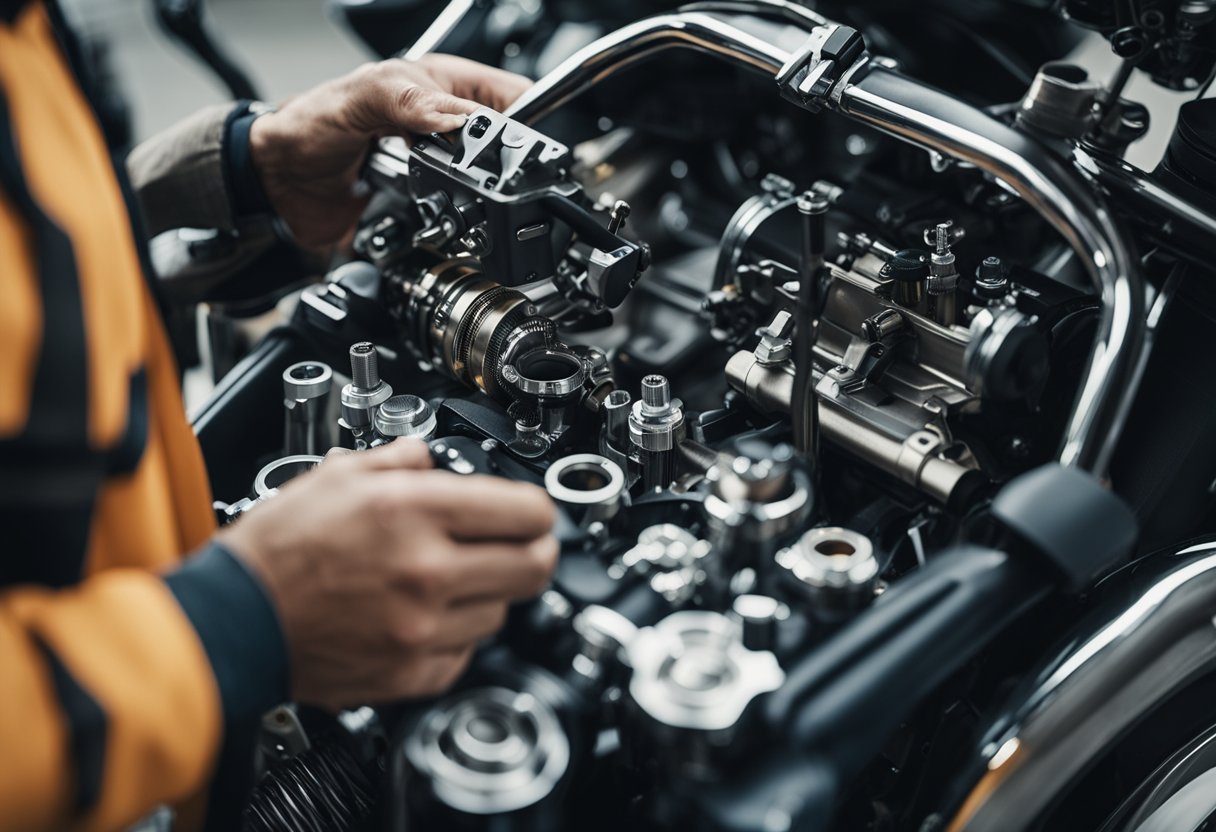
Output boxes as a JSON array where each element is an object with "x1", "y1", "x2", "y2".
[{"x1": 629, "y1": 375, "x2": 685, "y2": 452}]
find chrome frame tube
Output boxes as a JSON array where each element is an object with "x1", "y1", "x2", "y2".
[
  {"x1": 506, "y1": 11, "x2": 794, "y2": 125},
  {"x1": 401, "y1": 0, "x2": 477, "y2": 60},
  {"x1": 837, "y1": 68, "x2": 1144, "y2": 473},
  {"x1": 947, "y1": 540, "x2": 1216, "y2": 831},
  {"x1": 1074, "y1": 146, "x2": 1216, "y2": 242},
  {"x1": 507, "y1": 3, "x2": 1145, "y2": 475}
]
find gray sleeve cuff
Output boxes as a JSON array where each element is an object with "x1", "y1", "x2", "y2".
[{"x1": 125, "y1": 103, "x2": 237, "y2": 238}]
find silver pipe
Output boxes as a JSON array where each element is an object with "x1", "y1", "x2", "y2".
[
  {"x1": 948, "y1": 541, "x2": 1216, "y2": 831},
  {"x1": 506, "y1": 11, "x2": 793, "y2": 124},
  {"x1": 401, "y1": 0, "x2": 477, "y2": 60},
  {"x1": 724, "y1": 350, "x2": 975, "y2": 504},
  {"x1": 507, "y1": 4, "x2": 1145, "y2": 475}
]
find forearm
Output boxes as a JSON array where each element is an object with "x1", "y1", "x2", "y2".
[{"x1": 125, "y1": 103, "x2": 238, "y2": 239}]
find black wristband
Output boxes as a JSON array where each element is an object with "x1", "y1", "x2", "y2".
[{"x1": 222, "y1": 99, "x2": 274, "y2": 219}]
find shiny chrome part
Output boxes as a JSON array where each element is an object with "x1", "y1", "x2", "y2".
[
  {"x1": 282, "y1": 361, "x2": 332, "y2": 457},
  {"x1": 503, "y1": 348, "x2": 587, "y2": 398},
  {"x1": 573, "y1": 604, "x2": 639, "y2": 679},
  {"x1": 725, "y1": 349, "x2": 977, "y2": 504},
  {"x1": 729, "y1": 594, "x2": 790, "y2": 652},
  {"x1": 923, "y1": 220, "x2": 962, "y2": 326},
  {"x1": 340, "y1": 342, "x2": 393, "y2": 434},
  {"x1": 398, "y1": 259, "x2": 558, "y2": 403},
  {"x1": 612, "y1": 524, "x2": 714, "y2": 603},
  {"x1": 544, "y1": 454, "x2": 627, "y2": 525},
  {"x1": 1074, "y1": 147, "x2": 1216, "y2": 245},
  {"x1": 777, "y1": 526, "x2": 878, "y2": 613},
  {"x1": 628, "y1": 375, "x2": 685, "y2": 453},
  {"x1": 627, "y1": 610, "x2": 784, "y2": 734},
  {"x1": 400, "y1": 0, "x2": 477, "y2": 60},
  {"x1": 507, "y1": 10, "x2": 792, "y2": 125},
  {"x1": 405, "y1": 686, "x2": 570, "y2": 815},
  {"x1": 703, "y1": 443, "x2": 812, "y2": 573},
  {"x1": 282, "y1": 361, "x2": 332, "y2": 402},
  {"x1": 602, "y1": 389, "x2": 632, "y2": 445},
  {"x1": 373, "y1": 394, "x2": 437, "y2": 440},
  {"x1": 948, "y1": 543, "x2": 1216, "y2": 831},
  {"x1": 508, "y1": 3, "x2": 1145, "y2": 475},
  {"x1": 253, "y1": 454, "x2": 323, "y2": 499}
]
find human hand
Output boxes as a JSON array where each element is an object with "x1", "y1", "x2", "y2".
[
  {"x1": 217, "y1": 438, "x2": 557, "y2": 710},
  {"x1": 249, "y1": 54, "x2": 531, "y2": 249}
]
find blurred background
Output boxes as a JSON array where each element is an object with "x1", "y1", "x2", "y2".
[{"x1": 59, "y1": 0, "x2": 368, "y2": 140}]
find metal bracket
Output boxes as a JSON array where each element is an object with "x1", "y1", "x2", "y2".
[{"x1": 776, "y1": 23, "x2": 866, "y2": 112}]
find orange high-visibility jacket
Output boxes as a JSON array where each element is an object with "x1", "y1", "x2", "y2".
[{"x1": 0, "y1": 2, "x2": 287, "y2": 830}]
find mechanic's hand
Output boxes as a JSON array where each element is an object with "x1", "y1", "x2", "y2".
[
  {"x1": 249, "y1": 54, "x2": 532, "y2": 249},
  {"x1": 216, "y1": 438, "x2": 557, "y2": 710}
]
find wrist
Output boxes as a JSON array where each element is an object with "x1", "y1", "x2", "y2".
[{"x1": 165, "y1": 541, "x2": 290, "y2": 721}]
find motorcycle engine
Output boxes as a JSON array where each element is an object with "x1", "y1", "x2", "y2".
[{"x1": 209, "y1": 1, "x2": 1216, "y2": 829}]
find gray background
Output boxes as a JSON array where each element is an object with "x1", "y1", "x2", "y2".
[{"x1": 60, "y1": 0, "x2": 369, "y2": 140}]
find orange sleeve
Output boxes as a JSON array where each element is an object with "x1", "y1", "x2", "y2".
[{"x1": 0, "y1": 570, "x2": 222, "y2": 832}]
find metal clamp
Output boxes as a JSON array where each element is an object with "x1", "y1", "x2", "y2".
[{"x1": 776, "y1": 22, "x2": 866, "y2": 112}]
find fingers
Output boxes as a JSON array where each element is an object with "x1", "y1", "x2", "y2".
[
  {"x1": 384, "y1": 645, "x2": 473, "y2": 699},
  {"x1": 416, "y1": 54, "x2": 534, "y2": 111},
  {"x1": 357, "y1": 437, "x2": 434, "y2": 471},
  {"x1": 429, "y1": 599, "x2": 509, "y2": 649},
  {"x1": 353, "y1": 57, "x2": 531, "y2": 140},
  {"x1": 376, "y1": 471, "x2": 556, "y2": 541},
  {"x1": 390, "y1": 84, "x2": 477, "y2": 135},
  {"x1": 439, "y1": 536, "x2": 559, "y2": 603}
]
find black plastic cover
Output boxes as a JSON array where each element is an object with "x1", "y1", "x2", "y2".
[
  {"x1": 991, "y1": 463, "x2": 1138, "y2": 591},
  {"x1": 1158, "y1": 98, "x2": 1216, "y2": 205}
]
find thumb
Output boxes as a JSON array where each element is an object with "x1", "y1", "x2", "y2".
[
  {"x1": 358, "y1": 437, "x2": 434, "y2": 471},
  {"x1": 390, "y1": 86, "x2": 477, "y2": 135}
]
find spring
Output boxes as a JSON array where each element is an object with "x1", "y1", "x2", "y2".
[{"x1": 242, "y1": 741, "x2": 376, "y2": 832}]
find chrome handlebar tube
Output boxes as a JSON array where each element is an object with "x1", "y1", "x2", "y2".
[
  {"x1": 946, "y1": 540, "x2": 1216, "y2": 831},
  {"x1": 507, "y1": 11, "x2": 794, "y2": 124},
  {"x1": 507, "y1": 2, "x2": 1145, "y2": 476}
]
